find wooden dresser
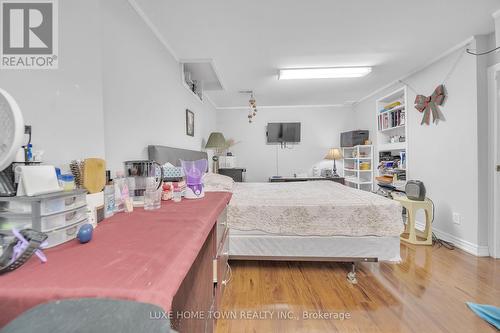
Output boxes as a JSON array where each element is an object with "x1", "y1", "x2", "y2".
[
  {"x1": 0, "y1": 193, "x2": 232, "y2": 332},
  {"x1": 171, "y1": 207, "x2": 229, "y2": 333}
]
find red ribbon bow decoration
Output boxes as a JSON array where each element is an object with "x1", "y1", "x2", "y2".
[{"x1": 414, "y1": 84, "x2": 446, "y2": 125}]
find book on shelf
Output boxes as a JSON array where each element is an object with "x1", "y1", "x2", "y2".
[{"x1": 377, "y1": 108, "x2": 406, "y2": 130}]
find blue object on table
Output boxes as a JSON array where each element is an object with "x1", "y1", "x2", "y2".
[
  {"x1": 77, "y1": 224, "x2": 93, "y2": 244},
  {"x1": 466, "y1": 302, "x2": 500, "y2": 329}
]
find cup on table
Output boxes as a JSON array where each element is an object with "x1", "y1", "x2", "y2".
[{"x1": 144, "y1": 177, "x2": 161, "y2": 210}]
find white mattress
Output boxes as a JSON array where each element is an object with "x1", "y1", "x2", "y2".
[
  {"x1": 229, "y1": 229, "x2": 401, "y2": 262},
  {"x1": 228, "y1": 181, "x2": 404, "y2": 237}
]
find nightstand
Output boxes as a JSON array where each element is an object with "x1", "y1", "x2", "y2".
[
  {"x1": 393, "y1": 195, "x2": 433, "y2": 245},
  {"x1": 218, "y1": 168, "x2": 246, "y2": 182},
  {"x1": 328, "y1": 177, "x2": 345, "y2": 185},
  {"x1": 268, "y1": 176, "x2": 345, "y2": 185}
]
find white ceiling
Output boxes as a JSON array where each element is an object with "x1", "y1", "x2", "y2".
[{"x1": 134, "y1": 0, "x2": 500, "y2": 108}]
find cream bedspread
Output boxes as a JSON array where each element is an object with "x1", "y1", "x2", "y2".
[{"x1": 227, "y1": 181, "x2": 404, "y2": 237}]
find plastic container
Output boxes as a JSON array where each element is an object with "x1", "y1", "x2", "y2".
[
  {"x1": 144, "y1": 177, "x2": 161, "y2": 210},
  {"x1": 114, "y1": 171, "x2": 126, "y2": 213},
  {"x1": 172, "y1": 188, "x2": 182, "y2": 203},
  {"x1": 60, "y1": 174, "x2": 76, "y2": 191},
  {"x1": 104, "y1": 184, "x2": 115, "y2": 218}
]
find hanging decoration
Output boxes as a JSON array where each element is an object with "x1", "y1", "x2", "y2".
[
  {"x1": 402, "y1": 44, "x2": 469, "y2": 126},
  {"x1": 240, "y1": 90, "x2": 258, "y2": 123},
  {"x1": 414, "y1": 84, "x2": 446, "y2": 125}
]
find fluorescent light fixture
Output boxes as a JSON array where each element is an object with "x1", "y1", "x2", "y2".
[{"x1": 278, "y1": 67, "x2": 372, "y2": 80}]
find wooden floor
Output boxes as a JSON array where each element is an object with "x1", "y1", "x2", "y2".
[{"x1": 216, "y1": 243, "x2": 500, "y2": 333}]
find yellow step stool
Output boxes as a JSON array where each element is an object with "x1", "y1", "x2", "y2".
[{"x1": 393, "y1": 195, "x2": 433, "y2": 245}]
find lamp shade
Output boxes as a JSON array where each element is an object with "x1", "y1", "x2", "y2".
[
  {"x1": 324, "y1": 148, "x2": 343, "y2": 160},
  {"x1": 205, "y1": 132, "x2": 226, "y2": 149}
]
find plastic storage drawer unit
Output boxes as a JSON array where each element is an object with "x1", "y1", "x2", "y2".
[{"x1": 0, "y1": 190, "x2": 88, "y2": 238}]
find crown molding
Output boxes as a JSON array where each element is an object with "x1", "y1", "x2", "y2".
[
  {"x1": 204, "y1": 94, "x2": 218, "y2": 110},
  {"x1": 355, "y1": 36, "x2": 474, "y2": 104},
  {"x1": 216, "y1": 104, "x2": 349, "y2": 110},
  {"x1": 127, "y1": 0, "x2": 179, "y2": 62}
]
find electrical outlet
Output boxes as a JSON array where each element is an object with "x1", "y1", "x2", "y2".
[{"x1": 452, "y1": 212, "x2": 461, "y2": 225}]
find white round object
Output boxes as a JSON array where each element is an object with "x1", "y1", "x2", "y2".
[{"x1": 0, "y1": 88, "x2": 24, "y2": 171}]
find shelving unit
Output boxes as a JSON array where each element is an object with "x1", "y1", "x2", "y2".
[
  {"x1": 180, "y1": 60, "x2": 224, "y2": 103},
  {"x1": 342, "y1": 145, "x2": 374, "y2": 191},
  {"x1": 375, "y1": 87, "x2": 409, "y2": 189}
]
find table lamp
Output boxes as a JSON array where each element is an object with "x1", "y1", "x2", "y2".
[
  {"x1": 324, "y1": 148, "x2": 343, "y2": 177},
  {"x1": 205, "y1": 132, "x2": 226, "y2": 173}
]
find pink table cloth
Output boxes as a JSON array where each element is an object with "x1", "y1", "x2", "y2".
[{"x1": 0, "y1": 192, "x2": 231, "y2": 327}]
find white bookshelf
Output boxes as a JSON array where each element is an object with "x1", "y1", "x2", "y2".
[
  {"x1": 375, "y1": 86, "x2": 409, "y2": 188},
  {"x1": 342, "y1": 145, "x2": 374, "y2": 191}
]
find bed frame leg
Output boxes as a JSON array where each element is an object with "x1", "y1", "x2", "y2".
[{"x1": 347, "y1": 262, "x2": 358, "y2": 284}]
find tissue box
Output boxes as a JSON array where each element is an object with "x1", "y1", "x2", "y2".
[
  {"x1": 163, "y1": 166, "x2": 184, "y2": 178},
  {"x1": 219, "y1": 156, "x2": 236, "y2": 168}
]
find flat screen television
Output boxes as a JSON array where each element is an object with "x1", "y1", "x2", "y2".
[{"x1": 267, "y1": 122, "x2": 301, "y2": 143}]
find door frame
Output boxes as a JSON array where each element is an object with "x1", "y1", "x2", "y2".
[{"x1": 487, "y1": 63, "x2": 500, "y2": 258}]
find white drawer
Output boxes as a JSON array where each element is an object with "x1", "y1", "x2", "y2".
[
  {"x1": 45, "y1": 220, "x2": 87, "y2": 248},
  {"x1": 0, "y1": 206, "x2": 88, "y2": 232},
  {"x1": 2, "y1": 194, "x2": 87, "y2": 216},
  {"x1": 39, "y1": 206, "x2": 88, "y2": 231},
  {"x1": 41, "y1": 194, "x2": 87, "y2": 215}
]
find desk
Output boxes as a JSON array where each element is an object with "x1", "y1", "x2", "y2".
[
  {"x1": 269, "y1": 176, "x2": 345, "y2": 185},
  {"x1": 219, "y1": 168, "x2": 246, "y2": 182}
]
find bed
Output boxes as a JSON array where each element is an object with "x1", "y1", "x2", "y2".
[
  {"x1": 205, "y1": 177, "x2": 404, "y2": 283},
  {"x1": 147, "y1": 146, "x2": 404, "y2": 284}
]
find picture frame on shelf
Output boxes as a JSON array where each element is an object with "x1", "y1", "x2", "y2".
[{"x1": 186, "y1": 109, "x2": 194, "y2": 137}]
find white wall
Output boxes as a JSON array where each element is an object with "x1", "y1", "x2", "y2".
[
  {"x1": 0, "y1": 0, "x2": 105, "y2": 166},
  {"x1": 216, "y1": 107, "x2": 355, "y2": 182},
  {"x1": 495, "y1": 11, "x2": 500, "y2": 48},
  {"x1": 100, "y1": 0, "x2": 217, "y2": 173},
  {"x1": 354, "y1": 38, "x2": 484, "y2": 252}
]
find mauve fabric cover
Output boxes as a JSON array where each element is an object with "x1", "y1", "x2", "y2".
[{"x1": 0, "y1": 192, "x2": 231, "y2": 327}]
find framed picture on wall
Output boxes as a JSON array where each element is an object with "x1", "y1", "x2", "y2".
[{"x1": 186, "y1": 109, "x2": 194, "y2": 136}]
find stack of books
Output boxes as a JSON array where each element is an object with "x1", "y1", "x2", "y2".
[{"x1": 378, "y1": 107, "x2": 405, "y2": 130}]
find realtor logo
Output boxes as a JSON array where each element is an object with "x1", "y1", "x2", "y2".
[{"x1": 1, "y1": 0, "x2": 58, "y2": 69}]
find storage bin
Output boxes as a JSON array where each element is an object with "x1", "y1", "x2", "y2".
[
  {"x1": 0, "y1": 206, "x2": 88, "y2": 232},
  {"x1": 45, "y1": 220, "x2": 87, "y2": 248}
]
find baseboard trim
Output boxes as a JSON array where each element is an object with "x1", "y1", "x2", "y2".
[{"x1": 415, "y1": 222, "x2": 490, "y2": 257}]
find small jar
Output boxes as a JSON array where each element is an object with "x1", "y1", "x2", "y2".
[
  {"x1": 60, "y1": 174, "x2": 76, "y2": 191},
  {"x1": 172, "y1": 188, "x2": 182, "y2": 203}
]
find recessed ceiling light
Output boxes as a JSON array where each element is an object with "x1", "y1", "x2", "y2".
[{"x1": 278, "y1": 67, "x2": 372, "y2": 80}]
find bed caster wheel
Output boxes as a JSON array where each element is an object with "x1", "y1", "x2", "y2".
[{"x1": 347, "y1": 272, "x2": 357, "y2": 284}]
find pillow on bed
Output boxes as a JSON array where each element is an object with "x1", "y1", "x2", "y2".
[{"x1": 203, "y1": 172, "x2": 235, "y2": 192}]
